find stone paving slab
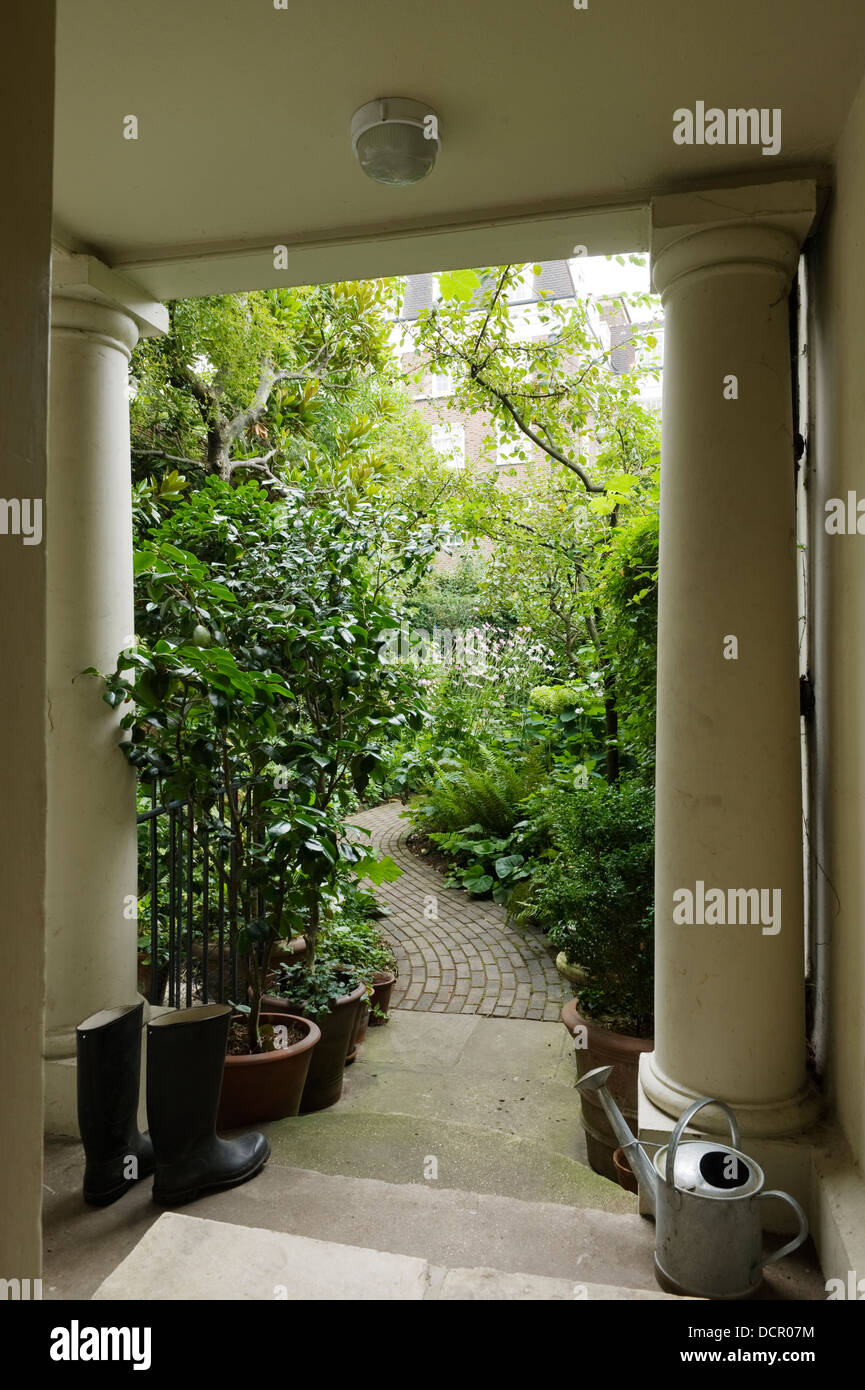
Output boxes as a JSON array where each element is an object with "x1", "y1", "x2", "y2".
[
  {"x1": 337, "y1": 1010, "x2": 587, "y2": 1160},
  {"x1": 351, "y1": 801, "x2": 570, "y2": 1021},
  {"x1": 264, "y1": 1110, "x2": 623, "y2": 1209},
  {"x1": 92, "y1": 1213, "x2": 429, "y2": 1301}
]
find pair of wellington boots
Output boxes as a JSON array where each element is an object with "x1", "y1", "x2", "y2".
[{"x1": 76, "y1": 1002, "x2": 270, "y2": 1208}]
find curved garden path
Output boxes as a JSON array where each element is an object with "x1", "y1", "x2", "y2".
[{"x1": 350, "y1": 801, "x2": 569, "y2": 1022}]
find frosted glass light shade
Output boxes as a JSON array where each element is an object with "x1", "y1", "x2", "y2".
[{"x1": 351, "y1": 98, "x2": 441, "y2": 186}]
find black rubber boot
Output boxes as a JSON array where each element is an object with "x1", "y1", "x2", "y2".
[
  {"x1": 76, "y1": 1003, "x2": 155, "y2": 1206},
  {"x1": 147, "y1": 1004, "x2": 270, "y2": 1207}
]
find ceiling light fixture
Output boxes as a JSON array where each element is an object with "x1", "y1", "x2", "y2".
[{"x1": 351, "y1": 97, "x2": 441, "y2": 186}]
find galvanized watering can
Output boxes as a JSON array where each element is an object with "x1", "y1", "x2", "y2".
[{"x1": 576, "y1": 1065, "x2": 809, "y2": 1300}]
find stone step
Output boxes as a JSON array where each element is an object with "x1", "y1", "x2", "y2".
[
  {"x1": 150, "y1": 1155, "x2": 824, "y2": 1299},
  {"x1": 260, "y1": 1106, "x2": 633, "y2": 1212},
  {"x1": 157, "y1": 1159, "x2": 660, "y2": 1289},
  {"x1": 93, "y1": 1210, "x2": 682, "y2": 1301},
  {"x1": 45, "y1": 1134, "x2": 824, "y2": 1300},
  {"x1": 43, "y1": 1135, "x2": 654, "y2": 1298}
]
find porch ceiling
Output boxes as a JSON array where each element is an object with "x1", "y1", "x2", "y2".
[{"x1": 54, "y1": 0, "x2": 865, "y2": 298}]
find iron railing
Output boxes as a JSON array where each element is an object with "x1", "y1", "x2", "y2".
[{"x1": 136, "y1": 779, "x2": 255, "y2": 1008}]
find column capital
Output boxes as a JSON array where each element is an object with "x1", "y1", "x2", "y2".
[
  {"x1": 50, "y1": 295, "x2": 141, "y2": 360},
  {"x1": 651, "y1": 180, "x2": 816, "y2": 300},
  {"x1": 51, "y1": 249, "x2": 168, "y2": 339}
]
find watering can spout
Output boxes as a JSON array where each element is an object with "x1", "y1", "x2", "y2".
[{"x1": 576, "y1": 1065, "x2": 658, "y2": 1212}]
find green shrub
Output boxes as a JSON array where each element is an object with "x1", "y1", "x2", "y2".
[
  {"x1": 409, "y1": 555, "x2": 489, "y2": 633},
  {"x1": 428, "y1": 824, "x2": 537, "y2": 903},
  {"x1": 317, "y1": 911, "x2": 397, "y2": 983},
  {"x1": 599, "y1": 512, "x2": 659, "y2": 776},
  {"x1": 529, "y1": 685, "x2": 583, "y2": 715},
  {"x1": 270, "y1": 959, "x2": 361, "y2": 1021},
  {"x1": 413, "y1": 745, "x2": 545, "y2": 837},
  {"x1": 526, "y1": 778, "x2": 654, "y2": 1036},
  {"x1": 97, "y1": 475, "x2": 422, "y2": 1053}
]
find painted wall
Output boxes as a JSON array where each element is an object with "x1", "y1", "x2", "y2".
[
  {"x1": 0, "y1": 0, "x2": 55, "y2": 1279},
  {"x1": 811, "y1": 70, "x2": 865, "y2": 1171}
]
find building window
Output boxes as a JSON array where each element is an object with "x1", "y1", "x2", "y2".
[
  {"x1": 427, "y1": 370, "x2": 453, "y2": 398},
  {"x1": 431, "y1": 422, "x2": 465, "y2": 468},
  {"x1": 413, "y1": 368, "x2": 454, "y2": 401}
]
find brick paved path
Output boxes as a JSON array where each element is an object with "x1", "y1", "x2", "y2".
[{"x1": 349, "y1": 801, "x2": 570, "y2": 1022}]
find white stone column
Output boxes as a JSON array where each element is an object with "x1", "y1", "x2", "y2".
[
  {"x1": 43, "y1": 256, "x2": 166, "y2": 1135},
  {"x1": 643, "y1": 184, "x2": 820, "y2": 1138}
]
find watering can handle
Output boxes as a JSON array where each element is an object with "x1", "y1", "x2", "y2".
[
  {"x1": 666, "y1": 1096, "x2": 742, "y2": 1187},
  {"x1": 759, "y1": 1191, "x2": 809, "y2": 1266}
]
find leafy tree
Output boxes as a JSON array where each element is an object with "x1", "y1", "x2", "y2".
[
  {"x1": 407, "y1": 262, "x2": 661, "y2": 780},
  {"x1": 411, "y1": 262, "x2": 658, "y2": 493},
  {"x1": 130, "y1": 281, "x2": 403, "y2": 500}
]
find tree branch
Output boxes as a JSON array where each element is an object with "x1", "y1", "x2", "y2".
[
  {"x1": 470, "y1": 364, "x2": 605, "y2": 493},
  {"x1": 133, "y1": 449, "x2": 202, "y2": 468},
  {"x1": 420, "y1": 314, "x2": 604, "y2": 494},
  {"x1": 225, "y1": 449, "x2": 289, "y2": 495},
  {"x1": 471, "y1": 266, "x2": 510, "y2": 357}
]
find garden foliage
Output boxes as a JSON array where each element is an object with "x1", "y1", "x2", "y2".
[{"x1": 108, "y1": 262, "x2": 661, "y2": 1041}]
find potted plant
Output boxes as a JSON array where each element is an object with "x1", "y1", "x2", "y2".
[
  {"x1": 219, "y1": 1010, "x2": 321, "y2": 1127},
  {"x1": 262, "y1": 960, "x2": 366, "y2": 1111},
  {"x1": 525, "y1": 777, "x2": 654, "y2": 1183},
  {"x1": 367, "y1": 969, "x2": 398, "y2": 1028},
  {"x1": 315, "y1": 890, "x2": 399, "y2": 1057},
  {"x1": 260, "y1": 847, "x2": 401, "y2": 1107},
  {"x1": 216, "y1": 792, "x2": 333, "y2": 1127},
  {"x1": 250, "y1": 807, "x2": 367, "y2": 1111}
]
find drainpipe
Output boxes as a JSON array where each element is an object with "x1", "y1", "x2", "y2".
[{"x1": 795, "y1": 251, "x2": 828, "y2": 1083}]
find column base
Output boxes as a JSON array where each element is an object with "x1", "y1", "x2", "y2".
[
  {"x1": 43, "y1": 1055, "x2": 80, "y2": 1138},
  {"x1": 640, "y1": 1049, "x2": 822, "y2": 1140}
]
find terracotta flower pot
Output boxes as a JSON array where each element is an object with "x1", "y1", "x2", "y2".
[
  {"x1": 367, "y1": 970, "x2": 396, "y2": 1027},
  {"x1": 561, "y1": 997, "x2": 653, "y2": 1184},
  {"x1": 261, "y1": 981, "x2": 367, "y2": 1112},
  {"x1": 347, "y1": 995, "x2": 371, "y2": 1064},
  {"x1": 271, "y1": 936, "x2": 307, "y2": 967},
  {"x1": 217, "y1": 1012, "x2": 321, "y2": 1128},
  {"x1": 613, "y1": 1145, "x2": 639, "y2": 1194}
]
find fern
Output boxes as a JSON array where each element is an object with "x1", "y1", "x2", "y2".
[{"x1": 416, "y1": 745, "x2": 544, "y2": 836}]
